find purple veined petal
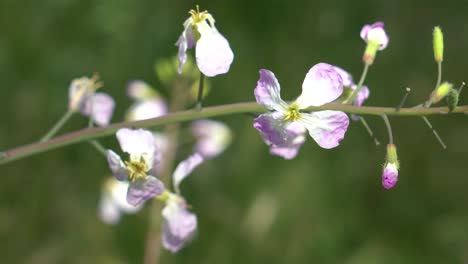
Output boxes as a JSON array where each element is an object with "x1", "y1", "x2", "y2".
[
  {"x1": 162, "y1": 200, "x2": 198, "y2": 253},
  {"x1": 127, "y1": 176, "x2": 165, "y2": 206},
  {"x1": 172, "y1": 153, "x2": 204, "y2": 191},
  {"x1": 126, "y1": 98, "x2": 168, "y2": 121},
  {"x1": 351, "y1": 85, "x2": 370, "y2": 121},
  {"x1": 254, "y1": 69, "x2": 288, "y2": 112},
  {"x1": 296, "y1": 63, "x2": 344, "y2": 109},
  {"x1": 269, "y1": 122, "x2": 307, "y2": 160},
  {"x1": 253, "y1": 112, "x2": 288, "y2": 147},
  {"x1": 332, "y1": 66, "x2": 354, "y2": 87},
  {"x1": 176, "y1": 18, "x2": 196, "y2": 74},
  {"x1": 108, "y1": 178, "x2": 142, "y2": 213},
  {"x1": 107, "y1": 150, "x2": 129, "y2": 181},
  {"x1": 126, "y1": 80, "x2": 157, "y2": 101},
  {"x1": 98, "y1": 193, "x2": 121, "y2": 225},
  {"x1": 116, "y1": 128, "x2": 157, "y2": 168},
  {"x1": 299, "y1": 110, "x2": 350, "y2": 149},
  {"x1": 382, "y1": 163, "x2": 398, "y2": 189},
  {"x1": 191, "y1": 119, "x2": 232, "y2": 159},
  {"x1": 360, "y1": 21, "x2": 389, "y2": 50},
  {"x1": 80, "y1": 92, "x2": 115, "y2": 126},
  {"x1": 254, "y1": 112, "x2": 307, "y2": 159},
  {"x1": 195, "y1": 29, "x2": 234, "y2": 77}
]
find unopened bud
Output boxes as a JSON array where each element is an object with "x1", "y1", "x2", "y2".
[
  {"x1": 363, "y1": 41, "x2": 379, "y2": 65},
  {"x1": 446, "y1": 88, "x2": 459, "y2": 112},
  {"x1": 431, "y1": 82, "x2": 453, "y2": 103},
  {"x1": 433, "y1": 26, "x2": 444, "y2": 63},
  {"x1": 386, "y1": 143, "x2": 399, "y2": 167}
]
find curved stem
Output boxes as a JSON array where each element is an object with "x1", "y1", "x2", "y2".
[
  {"x1": 40, "y1": 110, "x2": 74, "y2": 142},
  {"x1": 346, "y1": 62, "x2": 370, "y2": 104},
  {"x1": 381, "y1": 114, "x2": 393, "y2": 144},
  {"x1": 1, "y1": 102, "x2": 468, "y2": 166}
]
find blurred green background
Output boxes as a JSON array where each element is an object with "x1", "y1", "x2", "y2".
[{"x1": 1, "y1": 0, "x2": 468, "y2": 263}]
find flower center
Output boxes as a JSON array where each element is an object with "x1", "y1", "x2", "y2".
[
  {"x1": 189, "y1": 5, "x2": 208, "y2": 25},
  {"x1": 284, "y1": 104, "x2": 301, "y2": 121},
  {"x1": 125, "y1": 159, "x2": 149, "y2": 182}
]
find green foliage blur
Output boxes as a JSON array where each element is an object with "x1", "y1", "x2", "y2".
[{"x1": 1, "y1": 0, "x2": 468, "y2": 263}]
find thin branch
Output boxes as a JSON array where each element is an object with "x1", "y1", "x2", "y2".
[{"x1": 1, "y1": 102, "x2": 467, "y2": 166}]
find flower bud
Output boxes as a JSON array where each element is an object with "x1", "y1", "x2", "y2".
[
  {"x1": 382, "y1": 144, "x2": 399, "y2": 189},
  {"x1": 360, "y1": 22, "x2": 389, "y2": 65},
  {"x1": 363, "y1": 41, "x2": 379, "y2": 65},
  {"x1": 431, "y1": 82, "x2": 453, "y2": 104},
  {"x1": 433, "y1": 26, "x2": 444, "y2": 63},
  {"x1": 446, "y1": 88, "x2": 459, "y2": 112}
]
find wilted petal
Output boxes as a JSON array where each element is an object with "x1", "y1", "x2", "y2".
[
  {"x1": 107, "y1": 150, "x2": 129, "y2": 181},
  {"x1": 176, "y1": 18, "x2": 196, "y2": 74},
  {"x1": 116, "y1": 128, "x2": 156, "y2": 167},
  {"x1": 296, "y1": 63, "x2": 344, "y2": 108},
  {"x1": 127, "y1": 176, "x2": 165, "y2": 206},
  {"x1": 80, "y1": 93, "x2": 115, "y2": 126},
  {"x1": 191, "y1": 119, "x2": 232, "y2": 159},
  {"x1": 195, "y1": 29, "x2": 234, "y2": 77},
  {"x1": 68, "y1": 77, "x2": 93, "y2": 111},
  {"x1": 162, "y1": 200, "x2": 197, "y2": 253},
  {"x1": 360, "y1": 21, "x2": 389, "y2": 50},
  {"x1": 300, "y1": 111, "x2": 349, "y2": 149},
  {"x1": 126, "y1": 99, "x2": 168, "y2": 121},
  {"x1": 172, "y1": 153, "x2": 204, "y2": 191},
  {"x1": 382, "y1": 163, "x2": 398, "y2": 189},
  {"x1": 254, "y1": 69, "x2": 288, "y2": 112},
  {"x1": 332, "y1": 66, "x2": 354, "y2": 87}
]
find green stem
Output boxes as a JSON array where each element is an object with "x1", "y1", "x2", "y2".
[
  {"x1": 381, "y1": 114, "x2": 393, "y2": 144},
  {"x1": 1, "y1": 102, "x2": 467, "y2": 166},
  {"x1": 88, "y1": 140, "x2": 107, "y2": 157},
  {"x1": 196, "y1": 72, "x2": 205, "y2": 110},
  {"x1": 40, "y1": 110, "x2": 74, "y2": 142},
  {"x1": 346, "y1": 62, "x2": 370, "y2": 104}
]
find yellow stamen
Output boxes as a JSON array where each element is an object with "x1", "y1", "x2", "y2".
[
  {"x1": 284, "y1": 104, "x2": 301, "y2": 121},
  {"x1": 189, "y1": 5, "x2": 208, "y2": 25},
  {"x1": 124, "y1": 157, "x2": 149, "y2": 182}
]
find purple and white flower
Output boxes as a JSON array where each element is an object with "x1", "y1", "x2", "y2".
[
  {"x1": 106, "y1": 128, "x2": 165, "y2": 206},
  {"x1": 360, "y1": 21, "x2": 389, "y2": 50},
  {"x1": 253, "y1": 63, "x2": 350, "y2": 159},
  {"x1": 176, "y1": 6, "x2": 234, "y2": 77},
  {"x1": 68, "y1": 75, "x2": 115, "y2": 126},
  {"x1": 162, "y1": 153, "x2": 204, "y2": 253},
  {"x1": 333, "y1": 66, "x2": 370, "y2": 120},
  {"x1": 98, "y1": 178, "x2": 143, "y2": 224}
]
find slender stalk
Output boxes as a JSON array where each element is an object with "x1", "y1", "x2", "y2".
[
  {"x1": 396, "y1": 88, "x2": 411, "y2": 112},
  {"x1": 1, "y1": 102, "x2": 468, "y2": 166},
  {"x1": 196, "y1": 72, "x2": 205, "y2": 110},
  {"x1": 143, "y1": 79, "x2": 188, "y2": 264},
  {"x1": 381, "y1": 114, "x2": 393, "y2": 144},
  {"x1": 421, "y1": 116, "x2": 447, "y2": 149},
  {"x1": 358, "y1": 117, "x2": 380, "y2": 146},
  {"x1": 346, "y1": 62, "x2": 370, "y2": 104},
  {"x1": 40, "y1": 110, "x2": 74, "y2": 142},
  {"x1": 88, "y1": 140, "x2": 107, "y2": 157}
]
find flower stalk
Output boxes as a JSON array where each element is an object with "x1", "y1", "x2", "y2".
[{"x1": 1, "y1": 102, "x2": 468, "y2": 166}]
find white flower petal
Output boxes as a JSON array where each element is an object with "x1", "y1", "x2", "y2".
[
  {"x1": 172, "y1": 153, "x2": 204, "y2": 191},
  {"x1": 254, "y1": 69, "x2": 288, "y2": 112},
  {"x1": 195, "y1": 29, "x2": 234, "y2": 77},
  {"x1": 106, "y1": 150, "x2": 129, "y2": 181},
  {"x1": 116, "y1": 128, "x2": 157, "y2": 168},
  {"x1": 191, "y1": 119, "x2": 232, "y2": 159}
]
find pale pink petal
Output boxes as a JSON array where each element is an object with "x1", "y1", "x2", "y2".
[
  {"x1": 127, "y1": 176, "x2": 165, "y2": 206},
  {"x1": 360, "y1": 21, "x2": 389, "y2": 50},
  {"x1": 162, "y1": 200, "x2": 197, "y2": 253},
  {"x1": 106, "y1": 150, "x2": 129, "y2": 181},
  {"x1": 176, "y1": 18, "x2": 196, "y2": 74},
  {"x1": 254, "y1": 69, "x2": 288, "y2": 112},
  {"x1": 172, "y1": 153, "x2": 204, "y2": 191},
  {"x1": 299, "y1": 111, "x2": 349, "y2": 149},
  {"x1": 116, "y1": 128, "x2": 157, "y2": 167},
  {"x1": 382, "y1": 163, "x2": 398, "y2": 189},
  {"x1": 332, "y1": 66, "x2": 354, "y2": 87},
  {"x1": 296, "y1": 63, "x2": 344, "y2": 108},
  {"x1": 80, "y1": 93, "x2": 115, "y2": 126},
  {"x1": 191, "y1": 120, "x2": 232, "y2": 159},
  {"x1": 126, "y1": 99, "x2": 168, "y2": 121}
]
